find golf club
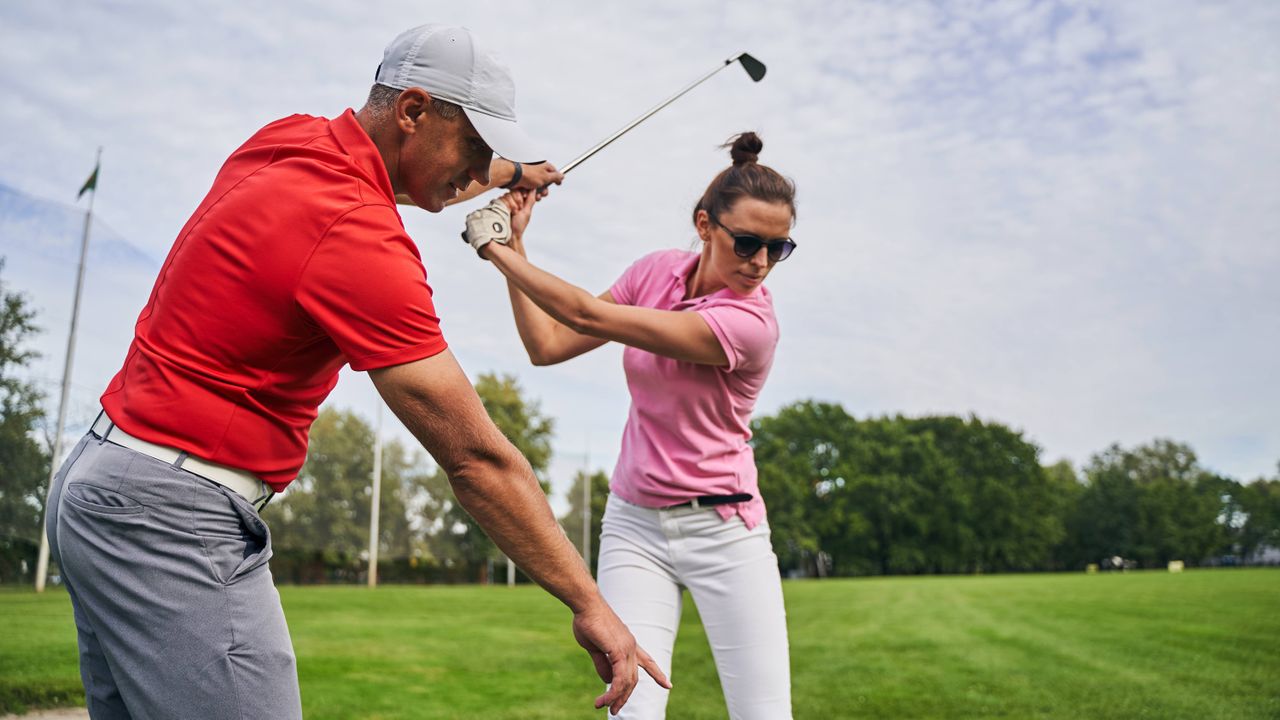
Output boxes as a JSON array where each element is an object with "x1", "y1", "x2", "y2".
[{"x1": 558, "y1": 52, "x2": 767, "y2": 175}]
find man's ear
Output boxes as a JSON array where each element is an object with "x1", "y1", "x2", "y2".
[{"x1": 396, "y1": 88, "x2": 432, "y2": 133}]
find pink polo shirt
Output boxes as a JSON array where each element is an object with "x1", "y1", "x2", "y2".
[{"x1": 608, "y1": 249, "x2": 779, "y2": 529}]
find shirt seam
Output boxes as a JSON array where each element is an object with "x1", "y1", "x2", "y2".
[
  {"x1": 210, "y1": 202, "x2": 390, "y2": 459},
  {"x1": 139, "y1": 144, "x2": 287, "y2": 328},
  {"x1": 288, "y1": 202, "x2": 437, "y2": 370},
  {"x1": 290, "y1": 202, "x2": 396, "y2": 324},
  {"x1": 131, "y1": 142, "x2": 292, "y2": 458}
]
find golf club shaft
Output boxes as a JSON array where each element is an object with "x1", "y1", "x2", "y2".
[{"x1": 560, "y1": 55, "x2": 753, "y2": 175}]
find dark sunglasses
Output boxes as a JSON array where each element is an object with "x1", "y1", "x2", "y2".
[{"x1": 710, "y1": 216, "x2": 797, "y2": 263}]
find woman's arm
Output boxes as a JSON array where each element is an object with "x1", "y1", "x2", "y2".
[
  {"x1": 504, "y1": 268, "x2": 612, "y2": 366},
  {"x1": 484, "y1": 238, "x2": 729, "y2": 367},
  {"x1": 486, "y1": 203, "x2": 612, "y2": 365}
]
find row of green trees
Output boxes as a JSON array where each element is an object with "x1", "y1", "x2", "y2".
[
  {"x1": 2, "y1": 259, "x2": 1278, "y2": 583},
  {"x1": 266, "y1": 380, "x2": 612, "y2": 584},
  {"x1": 0, "y1": 260, "x2": 53, "y2": 583},
  {"x1": 265, "y1": 400, "x2": 1280, "y2": 583},
  {"x1": 0, "y1": 251, "x2": 605, "y2": 584},
  {"x1": 753, "y1": 401, "x2": 1280, "y2": 576},
  {"x1": 264, "y1": 375, "x2": 570, "y2": 584}
]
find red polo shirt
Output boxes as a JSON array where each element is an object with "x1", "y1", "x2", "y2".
[{"x1": 101, "y1": 110, "x2": 447, "y2": 490}]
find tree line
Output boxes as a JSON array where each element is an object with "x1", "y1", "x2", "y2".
[
  {"x1": 753, "y1": 401, "x2": 1279, "y2": 577},
  {"x1": 266, "y1": 379, "x2": 611, "y2": 585},
  {"x1": 2, "y1": 260, "x2": 1278, "y2": 583},
  {"x1": 263, "y1": 375, "x2": 567, "y2": 584}
]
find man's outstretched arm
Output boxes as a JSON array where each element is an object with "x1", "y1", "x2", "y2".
[
  {"x1": 369, "y1": 349, "x2": 668, "y2": 713},
  {"x1": 396, "y1": 158, "x2": 564, "y2": 207}
]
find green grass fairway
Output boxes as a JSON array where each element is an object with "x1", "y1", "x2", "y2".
[{"x1": 2, "y1": 569, "x2": 1277, "y2": 718}]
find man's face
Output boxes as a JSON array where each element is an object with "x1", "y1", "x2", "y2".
[{"x1": 396, "y1": 96, "x2": 493, "y2": 212}]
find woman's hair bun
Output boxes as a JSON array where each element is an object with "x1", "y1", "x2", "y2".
[
  {"x1": 692, "y1": 130, "x2": 794, "y2": 228},
  {"x1": 725, "y1": 132, "x2": 763, "y2": 165}
]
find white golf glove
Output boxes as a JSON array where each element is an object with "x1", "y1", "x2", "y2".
[{"x1": 461, "y1": 199, "x2": 512, "y2": 256}]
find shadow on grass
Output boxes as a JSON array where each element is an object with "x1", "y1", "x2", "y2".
[{"x1": 0, "y1": 679, "x2": 84, "y2": 716}]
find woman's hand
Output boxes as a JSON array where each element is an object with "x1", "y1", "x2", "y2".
[{"x1": 499, "y1": 189, "x2": 537, "y2": 254}]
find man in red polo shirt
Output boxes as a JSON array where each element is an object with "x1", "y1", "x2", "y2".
[{"x1": 44, "y1": 24, "x2": 667, "y2": 719}]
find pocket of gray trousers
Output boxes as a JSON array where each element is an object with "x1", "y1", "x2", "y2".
[
  {"x1": 191, "y1": 483, "x2": 272, "y2": 585},
  {"x1": 61, "y1": 444, "x2": 144, "y2": 516},
  {"x1": 64, "y1": 482, "x2": 146, "y2": 515}
]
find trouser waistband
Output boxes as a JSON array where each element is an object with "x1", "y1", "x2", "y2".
[{"x1": 90, "y1": 411, "x2": 274, "y2": 511}]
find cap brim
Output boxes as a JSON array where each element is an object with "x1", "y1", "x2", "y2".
[{"x1": 464, "y1": 108, "x2": 543, "y2": 163}]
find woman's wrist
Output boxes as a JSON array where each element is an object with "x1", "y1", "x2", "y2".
[
  {"x1": 507, "y1": 231, "x2": 526, "y2": 256},
  {"x1": 482, "y1": 239, "x2": 522, "y2": 264}
]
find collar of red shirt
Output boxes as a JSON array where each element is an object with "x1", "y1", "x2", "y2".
[{"x1": 328, "y1": 108, "x2": 397, "y2": 204}]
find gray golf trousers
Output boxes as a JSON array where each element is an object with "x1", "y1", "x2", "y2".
[{"x1": 45, "y1": 432, "x2": 302, "y2": 720}]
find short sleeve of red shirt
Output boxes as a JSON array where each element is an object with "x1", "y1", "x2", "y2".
[
  {"x1": 296, "y1": 204, "x2": 448, "y2": 371},
  {"x1": 696, "y1": 299, "x2": 778, "y2": 373}
]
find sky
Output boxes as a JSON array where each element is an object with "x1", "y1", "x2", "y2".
[{"x1": 1, "y1": 0, "x2": 1278, "y2": 512}]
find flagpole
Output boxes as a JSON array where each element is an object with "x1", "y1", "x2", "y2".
[{"x1": 35, "y1": 147, "x2": 101, "y2": 593}]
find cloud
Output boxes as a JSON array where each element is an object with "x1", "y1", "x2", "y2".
[
  {"x1": 0, "y1": 184, "x2": 159, "y2": 431},
  {"x1": 1, "y1": 0, "x2": 1277, "y2": 500}
]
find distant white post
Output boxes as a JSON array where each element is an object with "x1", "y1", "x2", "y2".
[
  {"x1": 581, "y1": 437, "x2": 591, "y2": 569},
  {"x1": 35, "y1": 148, "x2": 101, "y2": 593},
  {"x1": 367, "y1": 402, "x2": 383, "y2": 588}
]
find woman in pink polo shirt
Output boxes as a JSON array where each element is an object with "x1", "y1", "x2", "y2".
[{"x1": 479, "y1": 133, "x2": 796, "y2": 719}]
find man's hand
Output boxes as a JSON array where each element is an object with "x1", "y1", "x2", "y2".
[
  {"x1": 573, "y1": 599, "x2": 672, "y2": 714},
  {"x1": 420, "y1": 159, "x2": 565, "y2": 207},
  {"x1": 461, "y1": 199, "x2": 512, "y2": 255},
  {"x1": 371, "y1": 351, "x2": 667, "y2": 715},
  {"x1": 513, "y1": 161, "x2": 564, "y2": 199}
]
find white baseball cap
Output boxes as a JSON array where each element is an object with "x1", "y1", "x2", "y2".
[{"x1": 375, "y1": 24, "x2": 543, "y2": 163}]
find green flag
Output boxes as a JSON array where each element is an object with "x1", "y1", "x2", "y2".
[{"x1": 77, "y1": 163, "x2": 99, "y2": 200}]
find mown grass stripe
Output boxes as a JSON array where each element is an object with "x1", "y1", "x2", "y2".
[{"x1": 1, "y1": 570, "x2": 1276, "y2": 718}]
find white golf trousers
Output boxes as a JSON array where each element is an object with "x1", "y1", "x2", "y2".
[{"x1": 599, "y1": 494, "x2": 792, "y2": 719}]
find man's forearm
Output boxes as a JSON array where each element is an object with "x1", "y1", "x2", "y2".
[
  {"x1": 394, "y1": 159, "x2": 514, "y2": 207},
  {"x1": 448, "y1": 451, "x2": 599, "y2": 612},
  {"x1": 448, "y1": 159, "x2": 515, "y2": 205},
  {"x1": 370, "y1": 349, "x2": 670, "y2": 711},
  {"x1": 401, "y1": 159, "x2": 562, "y2": 207},
  {"x1": 371, "y1": 352, "x2": 599, "y2": 611}
]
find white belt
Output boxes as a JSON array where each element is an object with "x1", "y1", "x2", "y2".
[{"x1": 91, "y1": 412, "x2": 274, "y2": 511}]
